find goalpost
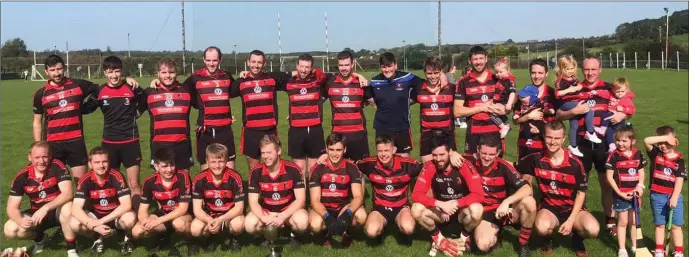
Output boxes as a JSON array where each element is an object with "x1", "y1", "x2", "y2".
[
  {"x1": 279, "y1": 55, "x2": 329, "y2": 72},
  {"x1": 31, "y1": 51, "x2": 46, "y2": 81}
]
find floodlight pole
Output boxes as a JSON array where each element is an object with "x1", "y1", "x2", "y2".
[
  {"x1": 403, "y1": 40, "x2": 407, "y2": 71},
  {"x1": 181, "y1": 1, "x2": 187, "y2": 74},
  {"x1": 127, "y1": 33, "x2": 131, "y2": 58},
  {"x1": 278, "y1": 13, "x2": 282, "y2": 71},
  {"x1": 325, "y1": 12, "x2": 330, "y2": 72},
  {"x1": 437, "y1": 1, "x2": 441, "y2": 59},
  {"x1": 664, "y1": 7, "x2": 669, "y2": 69},
  {"x1": 234, "y1": 44, "x2": 238, "y2": 75}
]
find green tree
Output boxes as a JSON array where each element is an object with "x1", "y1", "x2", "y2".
[{"x1": 1, "y1": 37, "x2": 29, "y2": 57}]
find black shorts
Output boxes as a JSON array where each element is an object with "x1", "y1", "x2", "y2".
[
  {"x1": 102, "y1": 140, "x2": 142, "y2": 169},
  {"x1": 337, "y1": 132, "x2": 370, "y2": 162},
  {"x1": 241, "y1": 128, "x2": 278, "y2": 160},
  {"x1": 151, "y1": 141, "x2": 194, "y2": 170},
  {"x1": 481, "y1": 210, "x2": 516, "y2": 230},
  {"x1": 375, "y1": 129, "x2": 413, "y2": 154},
  {"x1": 540, "y1": 205, "x2": 573, "y2": 225},
  {"x1": 22, "y1": 209, "x2": 60, "y2": 233},
  {"x1": 576, "y1": 136, "x2": 607, "y2": 174},
  {"x1": 288, "y1": 126, "x2": 326, "y2": 159},
  {"x1": 372, "y1": 204, "x2": 409, "y2": 223},
  {"x1": 91, "y1": 211, "x2": 120, "y2": 229},
  {"x1": 518, "y1": 146, "x2": 542, "y2": 161},
  {"x1": 464, "y1": 132, "x2": 501, "y2": 154},
  {"x1": 154, "y1": 209, "x2": 193, "y2": 232},
  {"x1": 420, "y1": 129, "x2": 456, "y2": 156},
  {"x1": 50, "y1": 139, "x2": 88, "y2": 167},
  {"x1": 196, "y1": 127, "x2": 236, "y2": 165}
]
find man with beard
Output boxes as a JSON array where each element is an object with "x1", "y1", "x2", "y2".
[
  {"x1": 132, "y1": 148, "x2": 193, "y2": 257},
  {"x1": 463, "y1": 136, "x2": 537, "y2": 257},
  {"x1": 308, "y1": 133, "x2": 367, "y2": 247},
  {"x1": 244, "y1": 135, "x2": 309, "y2": 247},
  {"x1": 555, "y1": 56, "x2": 628, "y2": 237},
  {"x1": 513, "y1": 58, "x2": 556, "y2": 160},
  {"x1": 454, "y1": 46, "x2": 507, "y2": 155},
  {"x1": 70, "y1": 147, "x2": 137, "y2": 255},
  {"x1": 190, "y1": 143, "x2": 245, "y2": 253},
  {"x1": 4, "y1": 142, "x2": 78, "y2": 257},
  {"x1": 518, "y1": 121, "x2": 600, "y2": 257},
  {"x1": 32, "y1": 55, "x2": 139, "y2": 179},
  {"x1": 411, "y1": 134, "x2": 484, "y2": 257},
  {"x1": 139, "y1": 59, "x2": 195, "y2": 170}
]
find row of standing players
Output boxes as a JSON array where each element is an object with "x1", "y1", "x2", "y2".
[{"x1": 7, "y1": 45, "x2": 686, "y2": 257}]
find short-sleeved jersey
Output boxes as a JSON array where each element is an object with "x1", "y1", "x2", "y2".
[
  {"x1": 75, "y1": 170, "x2": 130, "y2": 216},
  {"x1": 412, "y1": 160, "x2": 484, "y2": 209},
  {"x1": 285, "y1": 69, "x2": 329, "y2": 127},
  {"x1": 308, "y1": 160, "x2": 362, "y2": 211},
  {"x1": 230, "y1": 72, "x2": 290, "y2": 131},
  {"x1": 192, "y1": 168, "x2": 244, "y2": 218},
  {"x1": 455, "y1": 70, "x2": 501, "y2": 134},
  {"x1": 494, "y1": 76, "x2": 516, "y2": 104},
  {"x1": 575, "y1": 80, "x2": 612, "y2": 137},
  {"x1": 555, "y1": 77, "x2": 584, "y2": 102},
  {"x1": 514, "y1": 84, "x2": 556, "y2": 152},
  {"x1": 139, "y1": 83, "x2": 192, "y2": 143},
  {"x1": 83, "y1": 82, "x2": 143, "y2": 144},
  {"x1": 416, "y1": 82, "x2": 456, "y2": 131},
  {"x1": 184, "y1": 68, "x2": 237, "y2": 128},
  {"x1": 323, "y1": 75, "x2": 371, "y2": 134},
  {"x1": 10, "y1": 160, "x2": 71, "y2": 211},
  {"x1": 518, "y1": 151, "x2": 587, "y2": 213},
  {"x1": 605, "y1": 149, "x2": 647, "y2": 193},
  {"x1": 32, "y1": 78, "x2": 98, "y2": 142},
  {"x1": 367, "y1": 71, "x2": 424, "y2": 132},
  {"x1": 141, "y1": 171, "x2": 192, "y2": 214},
  {"x1": 248, "y1": 160, "x2": 304, "y2": 212},
  {"x1": 647, "y1": 147, "x2": 687, "y2": 195},
  {"x1": 357, "y1": 156, "x2": 423, "y2": 208},
  {"x1": 464, "y1": 154, "x2": 528, "y2": 211}
]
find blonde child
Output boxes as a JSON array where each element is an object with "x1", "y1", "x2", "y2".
[
  {"x1": 595, "y1": 78, "x2": 636, "y2": 153},
  {"x1": 492, "y1": 58, "x2": 517, "y2": 138},
  {"x1": 554, "y1": 56, "x2": 602, "y2": 157},
  {"x1": 605, "y1": 126, "x2": 646, "y2": 257},
  {"x1": 644, "y1": 126, "x2": 686, "y2": 257}
]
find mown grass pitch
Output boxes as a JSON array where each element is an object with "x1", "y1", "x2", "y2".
[{"x1": 1, "y1": 68, "x2": 688, "y2": 256}]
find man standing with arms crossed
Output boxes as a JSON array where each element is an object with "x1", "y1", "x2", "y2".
[
  {"x1": 555, "y1": 56, "x2": 628, "y2": 237},
  {"x1": 454, "y1": 46, "x2": 507, "y2": 155}
]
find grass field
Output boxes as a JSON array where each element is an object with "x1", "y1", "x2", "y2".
[{"x1": 2, "y1": 68, "x2": 688, "y2": 257}]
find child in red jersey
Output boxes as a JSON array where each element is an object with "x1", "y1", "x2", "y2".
[
  {"x1": 644, "y1": 126, "x2": 686, "y2": 257},
  {"x1": 492, "y1": 58, "x2": 516, "y2": 138},
  {"x1": 554, "y1": 56, "x2": 602, "y2": 157},
  {"x1": 595, "y1": 78, "x2": 636, "y2": 153},
  {"x1": 605, "y1": 126, "x2": 646, "y2": 257}
]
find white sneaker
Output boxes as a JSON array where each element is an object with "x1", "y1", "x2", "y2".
[
  {"x1": 569, "y1": 145, "x2": 584, "y2": 157},
  {"x1": 31, "y1": 233, "x2": 47, "y2": 255},
  {"x1": 594, "y1": 127, "x2": 607, "y2": 135},
  {"x1": 608, "y1": 143, "x2": 616, "y2": 153},
  {"x1": 655, "y1": 250, "x2": 665, "y2": 257},
  {"x1": 67, "y1": 249, "x2": 80, "y2": 257},
  {"x1": 585, "y1": 131, "x2": 602, "y2": 144},
  {"x1": 674, "y1": 251, "x2": 685, "y2": 257},
  {"x1": 92, "y1": 237, "x2": 104, "y2": 253},
  {"x1": 618, "y1": 249, "x2": 628, "y2": 257},
  {"x1": 499, "y1": 125, "x2": 510, "y2": 139}
]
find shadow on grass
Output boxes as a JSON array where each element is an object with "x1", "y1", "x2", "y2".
[{"x1": 677, "y1": 120, "x2": 689, "y2": 124}]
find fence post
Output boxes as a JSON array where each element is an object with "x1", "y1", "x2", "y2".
[
  {"x1": 616, "y1": 52, "x2": 619, "y2": 69},
  {"x1": 634, "y1": 52, "x2": 637, "y2": 69},
  {"x1": 609, "y1": 53, "x2": 613, "y2": 68},
  {"x1": 87, "y1": 65, "x2": 91, "y2": 80},
  {"x1": 677, "y1": 51, "x2": 680, "y2": 71},
  {"x1": 647, "y1": 52, "x2": 650, "y2": 70},
  {"x1": 623, "y1": 52, "x2": 626, "y2": 69},
  {"x1": 270, "y1": 61, "x2": 273, "y2": 72},
  {"x1": 661, "y1": 51, "x2": 664, "y2": 70}
]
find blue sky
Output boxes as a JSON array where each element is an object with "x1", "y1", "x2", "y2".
[{"x1": 1, "y1": 2, "x2": 686, "y2": 53}]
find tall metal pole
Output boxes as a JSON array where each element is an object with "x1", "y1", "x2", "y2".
[
  {"x1": 66, "y1": 41, "x2": 69, "y2": 77},
  {"x1": 127, "y1": 33, "x2": 131, "y2": 58},
  {"x1": 403, "y1": 40, "x2": 407, "y2": 71},
  {"x1": 278, "y1": 13, "x2": 282, "y2": 71},
  {"x1": 555, "y1": 41, "x2": 558, "y2": 58},
  {"x1": 437, "y1": 0, "x2": 441, "y2": 59},
  {"x1": 658, "y1": 26, "x2": 662, "y2": 43},
  {"x1": 664, "y1": 8, "x2": 669, "y2": 69},
  {"x1": 234, "y1": 44, "x2": 238, "y2": 74},
  {"x1": 582, "y1": 37, "x2": 585, "y2": 59},
  {"x1": 325, "y1": 12, "x2": 330, "y2": 72},
  {"x1": 181, "y1": 1, "x2": 187, "y2": 74}
]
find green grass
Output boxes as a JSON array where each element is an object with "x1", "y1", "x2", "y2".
[
  {"x1": 2, "y1": 68, "x2": 688, "y2": 256},
  {"x1": 671, "y1": 33, "x2": 689, "y2": 48}
]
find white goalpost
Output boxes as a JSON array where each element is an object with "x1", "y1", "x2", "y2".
[{"x1": 31, "y1": 51, "x2": 47, "y2": 81}]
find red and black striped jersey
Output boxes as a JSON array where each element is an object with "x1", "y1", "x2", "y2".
[
  {"x1": 555, "y1": 77, "x2": 584, "y2": 101},
  {"x1": 230, "y1": 72, "x2": 290, "y2": 131},
  {"x1": 192, "y1": 168, "x2": 244, "y2": 218},
  {"x1": 184, "y1": 68, "x2": 237, "y2": 128},
  {"x1": 357, "y1": 156, "x2": 423, "y2": 208},
  {"x1": 576, "y1": 80, "x2": 612, "y2": 137},
  {"x1": 518, "y1": 151, "x2": 587, "y2": 213},
  {"x1": 83, "y1": 82, "x2": 143, "y2": 144},
  {"x1": 308, "y1": 160, "x2": 362, "y2": 211},
  {"x1": 10, "y1": 160, "x2": 71, "y2": 211},
  {"x1": 647, "y1": 147, "x2": 687, "y2": 195},
  {"x1": 323, "y1": 75, "x2": 371, "y2": 134},
  {"x1": 517, "y1": 119, "x2": 546, "y2": 154},
  {"x1": 248, "y1": 160, "x2": 304, "y2": 212},
  {"x1": 139, "y1": 83, "x2": 192, "y2": 143},
  {"x1": 412, "y1": 160, "x2": 484, "y2": 209},
  {"x1": 141, "y1": 170, "x2": 192, "y2": 214},
  {"x1": 416, "y1": 82, "x2": 456, "y2": 131},
  {"x1": 32, "y1": 78, "x2": 98, "y2": 142},
  {"x1": 455, "y1": 70, "x2": 501, "y2": 134},
  {"x1": 285, "y1": 69, "x2": 328, "y2": 127},
  {"x1": 463, "y1": 154, "x2": 527, "y2": 211},
  {"x1": 494, "y1": 76, "x2": 515, "y2": 104},
  {"x1": 605, "y1": 148, "x2": 647, "y2": 193},
  {"x1": 75, "y1": 169, "x2": 130, "y2": 216}
]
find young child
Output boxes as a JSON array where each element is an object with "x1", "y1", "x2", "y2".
[
  {"x1": 513, "y1": 85, "x2": 546, "y2": 159},
  {"x1": 644, "y1": 126, "x2": 686, "y2": 257},
  {"x1": 595, "y1": 77, "x2": 636, "y2": 153},
  {"x1": 493, "y1": 58, "x2": 517, "y2": 138},
  {"x1": 554, "y1": 55, "x2": 602, "y2": 157},
  {"x1": 605, "y1": 126, "x2": 646, "y2": 257}
]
